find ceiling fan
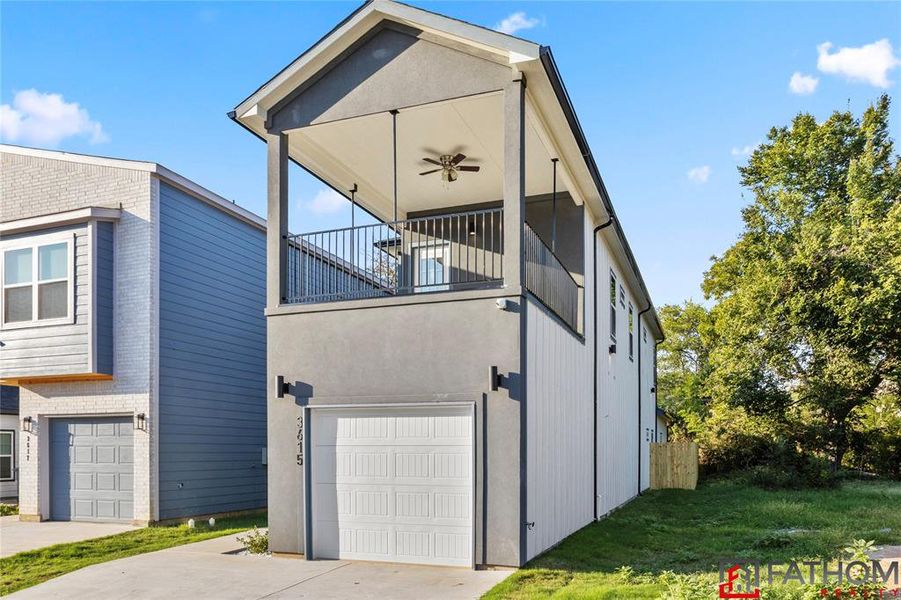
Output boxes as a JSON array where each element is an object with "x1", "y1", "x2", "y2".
[{"x1": 419, "y1": 153, "x2": 480, "y2": 183}]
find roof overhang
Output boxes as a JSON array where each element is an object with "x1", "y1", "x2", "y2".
[
  {"x1": 0, "y1": 206, "x2": 122, "y2": 236},
  {"x1": 230, "y1": 0, "x2": 663, "y2": 339}
]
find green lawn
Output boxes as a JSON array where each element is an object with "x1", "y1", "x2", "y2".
[
  {"x1": 484, "y1": 479, "x2": 901, "y2": 599},
  {"x1": 0, "y1": 512, "x2": 266, "y2": 596}
]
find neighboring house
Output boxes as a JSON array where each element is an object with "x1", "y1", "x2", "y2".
[
  {"x1": 656, "y1": 408, "x2": 671, "y2": 443},
  {"x1": 0, "y1": 145, "x2": 273, "y2": 524},
  {"x1": 1, "y1": 385, "x2": 18, "y2": 499},
  {"x1": 232, "y1": 0, "x2": 663, "y2": 568}
]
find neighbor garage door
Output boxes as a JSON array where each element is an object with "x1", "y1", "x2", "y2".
[
  {"x1": 311, "y1": 406, "x2": 473, "y2": 567},
  {"x1": 50, "y1": 417, "x2": 134, "y2": 522}
]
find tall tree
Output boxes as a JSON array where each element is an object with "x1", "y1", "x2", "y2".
[
  {"x1": 702, "y1": 95, "x2": 901, "y2": 470},
  {"x1": 657, "y1": 301, "x2": 713, "y2": 436}
]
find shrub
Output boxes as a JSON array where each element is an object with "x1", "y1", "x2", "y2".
[{"x1": 236, "y1": 526, "x2": 269, "y2": 554}]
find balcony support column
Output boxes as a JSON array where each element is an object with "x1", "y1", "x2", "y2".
[
  {"x1": 267, "y1": 131, "x2": 289, "y2": 308},
  {"x1": 503, "y1": 74, "x2": 526, "y2": 289}
]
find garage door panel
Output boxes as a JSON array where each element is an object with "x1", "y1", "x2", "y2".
[
  {"x1": 50, "y1": 417, "x2": 134, "y2": 522},
  {"x1": 312, "y1": 407, "x2": 473, "y2": 567}
]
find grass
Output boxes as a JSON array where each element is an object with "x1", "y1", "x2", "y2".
[
  {"x1": 484, "y1": 478, "x2": 901, "y2": 599},
  {"x1": 0, "y1": 511, "x2": 266, "y2": 596}
]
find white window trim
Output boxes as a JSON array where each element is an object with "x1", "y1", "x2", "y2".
[
  {"x1": 1, "y1": 230, "x2": 75, "y2": 330},
  {"x1": 0, "y1": 430, "x2": 14, "y2": 482},
  {"x1": 412, "y1": 241, "x2": 451, "y2": 291}
]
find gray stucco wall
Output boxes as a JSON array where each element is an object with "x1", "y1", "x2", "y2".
[
  {"x1": 157, "y1": 183, "x2": 267, "y2": 519},
  {"x1": 270, "y1": 24, "x2": 511, "y2": 132},
  {"x1": 267, "y1": 292, "x2": 523, "y2": 566}
]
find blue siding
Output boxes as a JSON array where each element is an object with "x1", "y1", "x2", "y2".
[
  {"x1": 95, "y1": 221, "x2": 114, "y2": 374},
  {"x1": 157, "y1": 183, "x2": 267, "y2": 519}
]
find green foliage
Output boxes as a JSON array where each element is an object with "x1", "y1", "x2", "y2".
[
  {"x1": 842, "y1": 538, "x2": 878, "y2": 563},
  {"x1": 0, "y1": 503, "x2": 18, "y2": 517},
  {"x1": 656, "y1": 301, "x2": 714, "y2": 438},
  {"x1": 236, "y1": 525, "x2": 269, "y2": 554},
  {"x1": 657, "y1": 95, "x2": 901, "y2": 476},
  {"x1": 483, "y1": 479, "x2": 901, "y2": 599}
]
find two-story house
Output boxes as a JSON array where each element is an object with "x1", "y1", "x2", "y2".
[
  {"x1": 0, "y1": 145, "x2": 275, "y2": 524},
  {"x1": 231, "y1": 1, "x2": 663, "y2": 568}
]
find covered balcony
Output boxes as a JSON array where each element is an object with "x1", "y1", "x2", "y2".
[{"x1": 258, "y1": 50, "x2": 586, "y2": 332}]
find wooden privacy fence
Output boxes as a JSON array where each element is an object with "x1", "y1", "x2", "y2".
[{"x1": 650, "y1": 441, "x2": 699, "y2": 490}]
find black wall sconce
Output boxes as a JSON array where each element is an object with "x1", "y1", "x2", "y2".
[
  {"x1": 135, "y1": 413, "x2": 146, "y2": 431},
  {"x1": 609, "y1": 343, "x2": 617, "y2": 354},
  {"x1": 21, "y1": 416, "x2": 33, "y2": 433}
]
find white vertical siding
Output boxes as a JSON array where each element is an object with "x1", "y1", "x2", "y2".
[
  {"x1": 595, "y1": 224, "x2": 644, "y2": 517},
  {"x1": 524, "y1": 209, "x2": 595, "y2": 560},
  {"x1": 525, "y1": 296, "x2": 594, "y2": 560},
  {"x1": 639, "y1": 313, "x2": 657, "y2": 491}
]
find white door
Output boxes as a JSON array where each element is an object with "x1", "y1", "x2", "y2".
[{"x1": 311, "y1": 406, "x2": 473, "y2": 567}]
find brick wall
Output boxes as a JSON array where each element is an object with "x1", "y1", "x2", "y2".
[{"x1": 2, "y1": 151, "x2": 158, "y2": 523}]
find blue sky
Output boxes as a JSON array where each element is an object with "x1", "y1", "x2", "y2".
[{"x1": 2, "y1": 1, "x2": 898, "y2": 306}]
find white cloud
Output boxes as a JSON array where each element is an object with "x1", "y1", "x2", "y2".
[
  {"x1": 731, "y1": 144, "x2": 755, "y2": 157},
  {"x1": 304, "y1": 188, "x2": 347, "y2": 215},
  {"x1": 687, "y1": 165, "x2": 711, "y2": 184},
  {"x1": 495, "y1": 11, "x2": 540, "y2": 35},
  {"x1": 789, "y1": 72, "x2": 819, "y2": 95},
  {"x1": 817, "y1": 39, "x2": 900, "y2": 88},
  {"x1": 0, "y1": 89, "x2": 108, "y2": 146}
]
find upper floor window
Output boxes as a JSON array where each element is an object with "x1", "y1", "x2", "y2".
[
  {"x1": 0, "y1": 431, "x2": 13, "y2": 482},
  {"x1": 1, "y1": 233, "x2": 73, "y2": 328},
  {"x1": 619, "y1": 285, "x2": 626, "y2": 308},
  {"x1": 628, "y1": 303, "x2": 634, "y2": 361},
  {"x1": 609, "y1": 271, "x2": 617, "y2": 342}
]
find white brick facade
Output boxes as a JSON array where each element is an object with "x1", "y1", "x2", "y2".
[{"x1": 1, "y1": 150, "x2": 159, "y2": 523}]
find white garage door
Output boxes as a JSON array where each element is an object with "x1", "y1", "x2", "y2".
[{"x1": 311, "y1": 406, "x2": 473, "y2": 567}]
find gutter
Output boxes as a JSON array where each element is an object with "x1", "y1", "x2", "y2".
[
  {"x1": 636, "y1": 304, "x2": 653, "y2": 496},
  {"x1": 538, "y1": 46, "x2": 662, "y2": 339},
  {"x1": 592, "y1": 216, "x2": 615, "y2": 519}
]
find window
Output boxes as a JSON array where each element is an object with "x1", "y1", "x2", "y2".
[
  {"x1": 643, "y1": 328, "x2": 647, "y2": 344},
  {"x1": 619, "y1": 285, "x2": 626, "y2": 308},
  {"x1": 0, "y1": 431, "x2": 13, "y2": 481},
  {"x1": 628, "y1": 303, "x2": 634, "y2": 361},
  {"x1": 609, "y1": 271, "x2": 617, "y2": 341},
  {"x1": 2, "y1": 234, "x2": 73, "y2": 328},
  {"x1": 413, "y1": 243, "x2": 450, "y2": 292}
]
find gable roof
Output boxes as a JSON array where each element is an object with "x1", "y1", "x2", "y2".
[
  {"x1": 231, "y1": 0, "x2": 663, "y2": 339},
  {"x1": 0, "y1": 144, "x2": 265, "y2": 231}
]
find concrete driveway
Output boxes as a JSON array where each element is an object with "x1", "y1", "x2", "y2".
[
  {"x1": 8, "y1": 533, "x2": 512, "y2": 599},
  {"x1": 0, "y1": 515, "x2": 137, "y2": 557}
]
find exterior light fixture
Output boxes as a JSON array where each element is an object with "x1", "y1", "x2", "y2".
[
  {"x1": 21, "y1": 416, "x2": 33, "y2": 432},
  {"x1": 467, "y1": 218, "x2": 477, "y2": 236},
  {"x1": 135, "y1": 412, "x2": 146, "y2": 431}
]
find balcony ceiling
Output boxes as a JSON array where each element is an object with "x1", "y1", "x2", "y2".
[{"x1": 288, "y1": 92, "x2": 564, "y2": 221}]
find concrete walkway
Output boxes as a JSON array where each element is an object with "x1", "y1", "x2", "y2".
[
  {"x1": 9, "y1": 533, "x2": 512, "y2": 599},
  {"x1": 0, "y1": 515, "x2": 137, "y2": 557}
]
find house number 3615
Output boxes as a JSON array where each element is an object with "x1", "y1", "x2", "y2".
[{"x1": 296, "y1": 415, "x2": 304, "y2": 466}]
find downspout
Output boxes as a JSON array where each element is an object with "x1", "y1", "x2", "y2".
[
  {"x1": 637, "y1": 304, "x2": 653, "y2": 496},
  {"x1": 654, "y1": 339, "x2": 662, "y2": 442},
  {"x1": 592, "y1": 216, "x2": 614, "y2": 519}
]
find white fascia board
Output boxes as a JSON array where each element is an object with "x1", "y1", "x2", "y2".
[
  {"x1": 0, "y1": 206, "x2": 122, "y2": 236},
  {"x1": 154, "y1": 167, "x2": 266, "y2": 231},
  {"x1": 1, "y1": 144, "x2": 157, "y2": 173}
]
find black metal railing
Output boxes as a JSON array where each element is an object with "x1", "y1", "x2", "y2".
[
  {"x1": 286, "y1": 207, "x2": 504, "y2": 303},
  {"x1": 524, "y1": 222, "x2": 581, "y2": 332}
]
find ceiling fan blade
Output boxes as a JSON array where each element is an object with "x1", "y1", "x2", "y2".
[
  {"x1": 422, "y1": 157, "x2": 442, "y2": 166},
  {"x1": 419, "y1": 168, "x2": 442, "y2": 175},
  {"x1": 457, "y1": 166, "x2": 480, "y2": 172},
  {"x1": 450, "y1": 153, "x2": 467, "y2": 165}
]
